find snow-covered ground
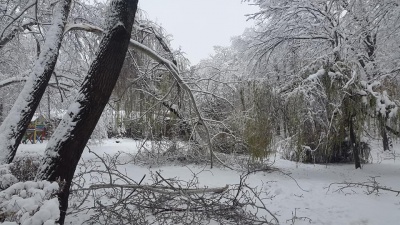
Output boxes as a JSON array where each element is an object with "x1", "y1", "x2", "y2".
[{"x1": 15, "y1": 139, "x2": 400, "y2": 225}]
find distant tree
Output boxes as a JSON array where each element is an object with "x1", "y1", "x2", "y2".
[{"x1": 239, "y1": 0, "x2": 400, "y2": 168}]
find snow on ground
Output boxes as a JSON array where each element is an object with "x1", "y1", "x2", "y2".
[{"x1": 16, "y1": 138, "x2": 400, "y2": 225}]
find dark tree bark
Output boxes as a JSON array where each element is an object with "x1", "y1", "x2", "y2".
[
  {"x1": 36, "y1": 0, "x2": 138, "y2": 224},
  {"x1": 349, "y1": 116, "x2": 361, "y2": 169},
  {"x1": 381, "y1": 125, "x2": 390, "y2": 151},
  {"x1": 0, "y1": 0, "x2": 72, "y2": 164}
]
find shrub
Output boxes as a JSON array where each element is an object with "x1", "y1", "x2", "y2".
[{"x1": 9, "y1": 153, "x2": 41, "y2": 182}]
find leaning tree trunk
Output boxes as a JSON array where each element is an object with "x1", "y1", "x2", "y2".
[
  {"x1": 36, "y1": 0, "x2": 138, "y2": 224},
  {"x1": 0, "y1": 0, "x2": 72, "y2": 164}
]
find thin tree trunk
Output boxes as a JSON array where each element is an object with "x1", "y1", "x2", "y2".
[
  {"x1": 0, "y1": 0, "x2": 72, "y2": 164},
  {"x1": 36, "y1": 0, "x2": 138, "y2": 224},
  {"x1": 381, "y1": 125, "x2": 390, "y2": 151},
  {"x1": 349, "y1": 116, "x2": 361, "y2": 169},
  {"x1": 0, "y1": 102, "x2": 3, "y2": 123}
]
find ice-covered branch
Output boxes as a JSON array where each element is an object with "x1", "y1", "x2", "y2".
[
  {"x1": 0, "y1": 0, "x2": 37, "y2": 41},
  {"x1": 63, "y1": 22, "x2": 233, "y2": 169},
  {"x1": 0, "y1": 21, "x2": 37, "y2": 49}
]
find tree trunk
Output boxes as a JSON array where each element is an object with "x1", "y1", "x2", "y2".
[
  {"x1": 0, "y1": 102, "x2": 3, "y2": 124},
  {"x1": 379, "y1": 117, "x2": 390, "y2": 151},
  {"x1": 0, "y1": 0, "x2": 72, "y2": 164},
  {"x1": 381, "y1": 125, "x2": 390, "y2": 151},
  {"x1": 36, "y1": 0, "x2": 138, "y2": 224},
  {"x1": 349, "y1": 116, "x2": 361, "y2": 169}
]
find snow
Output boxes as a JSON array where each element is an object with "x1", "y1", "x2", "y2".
[
  {"x1": 21, "y1": 198, "x2": 59, "y2": 225},
  {"x1": 305, "y1": 69, "x2": 325, "y2": 81},
  {"x1": 9, "y1": 138, "x2": 400, "y2": 225},
  {"x1": 360, "y1": 81, "x2": 398, "y2": 118},
  {"x1": 0, "y1": 164, "x2": 18, "y2": 189},
  {"x1": 0, "y1": 180, "x2": 59, "y2": 225}
]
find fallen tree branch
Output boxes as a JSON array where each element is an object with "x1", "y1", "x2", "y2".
[
  {"x1": 87, "y1": 183, "x2": 229, "y2": 195},
  {"x1": 70, "y1": 152, "x2": 278, "y2": 225},
  {"x1": 327, "y1": 177, "x2": 400, "y2": 196}
]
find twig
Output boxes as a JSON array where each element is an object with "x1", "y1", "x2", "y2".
[{"x1": 327, "y1": 177, "x2": 400, "y2": 196}]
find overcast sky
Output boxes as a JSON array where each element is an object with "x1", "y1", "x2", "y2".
[{"x1": 139, "y1": 0, "x2": 257, "y2": 65}]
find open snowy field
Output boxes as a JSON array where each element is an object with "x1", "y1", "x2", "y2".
[{"x1": 15, "y1": 139, "x2": 400, "y2": 225}]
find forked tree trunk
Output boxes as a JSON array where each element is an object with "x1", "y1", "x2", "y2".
[
  {"x1": 36, "y1": 0, "x2": 138, "y2": 224},
  {"x1": 0, "y1": 0, "x2": 72, "y2": 164}
]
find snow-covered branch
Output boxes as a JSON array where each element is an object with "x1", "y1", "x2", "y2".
[
  {"x1": 0, "y1": 21, "x2": 37, "y2": 49},
  {"x1": 87, "y1": 183, "x2": 229, "y2": 195},
  {"x1": 0, "y1": 0, "x2": 37, "y2": 42},
  {"x1": 0, "y1": 76, "x2": 73, "y2": 90},
  {"x1": 64, "y1": 22, "x2": 233, "y2": 169},
  {"x1": 0, "y1": 180, "x2": 60, "y2": 224}
]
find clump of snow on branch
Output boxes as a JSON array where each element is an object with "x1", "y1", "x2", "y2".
[
  {"x1": 0, "y1": 180, "x2": 59, "y2": 225},
  {"x1": 305, "y1": 68, "x2": 325, "y2": 81},
  {"x1": 361, "y1": 81, "x2": 398, "y2": 118}
]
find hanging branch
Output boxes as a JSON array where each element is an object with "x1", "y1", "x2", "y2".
[{"x1": 63, "y1": 22, "x2": 233, "y2": 169}]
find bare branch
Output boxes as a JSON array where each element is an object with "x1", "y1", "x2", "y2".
[{"x1": 327, "y1": 177, "x2": 400, "y2": 196}]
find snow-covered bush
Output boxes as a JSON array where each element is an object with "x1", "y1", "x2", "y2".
[
  {"x1": 9, "y1": 153, "x2": 41, "y2": 182},
  {"x1": 0, "y1": 154, "x2": 42, "y2": 192},
  {"x1": 278, "y1": 63, "x2": 374, "y2": 166},
  {"x1": 0, "y1": 164, "x2": 18, "y2": 191},
  {"x1": 0, "y1": 181, "x2": 60, "y2": 225}
]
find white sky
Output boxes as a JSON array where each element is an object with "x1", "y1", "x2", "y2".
[{"x1": 139, "y1": 0, "x2": 257, "y2": 65}]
